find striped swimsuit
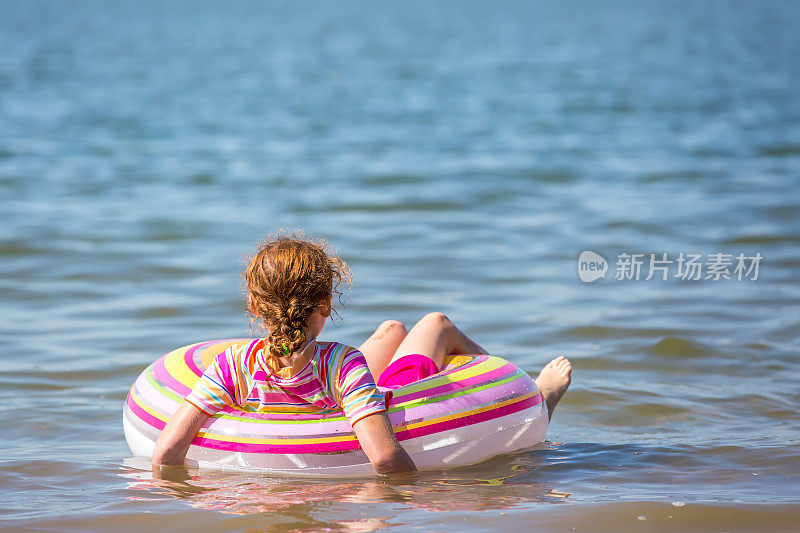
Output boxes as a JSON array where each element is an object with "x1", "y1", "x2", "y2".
[{"x1": 185, "y1": 339, "x2": 389, "y2": 426}]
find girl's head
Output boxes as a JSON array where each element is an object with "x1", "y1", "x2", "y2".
[{"x1": 244, "y1": 234, "x2": 351, "y2": 363}]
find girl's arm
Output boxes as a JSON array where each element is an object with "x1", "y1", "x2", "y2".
[
  {"x1": 152, "y1": 402, "x2": 210, "y2": 466},
  {"x1": 352, "y1": 411, "x2": 416, "y2": 475}
]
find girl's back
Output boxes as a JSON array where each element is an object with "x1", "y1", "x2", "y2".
[{"x1": 186, "y1": 338, "x2": 390, "y2": 427}]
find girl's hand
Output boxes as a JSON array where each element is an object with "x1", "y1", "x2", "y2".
[
  {"x1": 352, "y1": 411, "x2": 416, "y2": 475},
  {"x1": 152, "y1": 402, "x2": 210, "y2": 466}
]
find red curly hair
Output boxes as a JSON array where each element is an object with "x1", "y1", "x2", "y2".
[{"x1": 244, "y1": 233, "x2": 351, "y2": 366}]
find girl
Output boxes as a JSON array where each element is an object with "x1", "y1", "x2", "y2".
[{"x1": 152, "y1": 234, "x2": 572, "y2": 475}]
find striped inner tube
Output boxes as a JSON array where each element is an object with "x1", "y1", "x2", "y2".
[{"x1": 124, "y1": 339, "x2": 548, "y2": 472}]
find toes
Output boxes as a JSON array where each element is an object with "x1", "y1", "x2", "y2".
[
  {"x1": 553, "y1": 357, "x2": 572, "y2": 375},
  {"x1": 543, "y1": 356, "x2": 573, "y2": 377}
]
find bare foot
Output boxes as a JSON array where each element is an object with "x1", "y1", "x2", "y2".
[{"x1": 535, "y1": 355, "x2": 572, "y2": 420}]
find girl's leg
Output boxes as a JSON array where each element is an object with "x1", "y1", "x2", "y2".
[
  {"x1": 358, "y1": 320, "x2": 408, "y2": 379},
  {"x1": 390, "y1": 312, "x2": 488, "y2": 370}
]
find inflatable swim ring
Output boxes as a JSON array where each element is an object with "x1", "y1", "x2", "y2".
[{"x1": 124, "y1": 339, "x2": 549, "y2": 476}]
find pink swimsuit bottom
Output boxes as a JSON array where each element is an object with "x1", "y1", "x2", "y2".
[{"x1": 377, "y1": 354, "x2": 439, "y2": 389}]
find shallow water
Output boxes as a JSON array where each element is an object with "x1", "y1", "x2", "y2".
[{"x1": 1, "y1": 0, "x2": 799, "y2": 531}]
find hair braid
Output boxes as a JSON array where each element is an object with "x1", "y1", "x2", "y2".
[{"x1": 244, "y1": 233, "x2": 351, "y2": 369}]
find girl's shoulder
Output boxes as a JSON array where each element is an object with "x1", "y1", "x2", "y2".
[
  {"x1": 310, "y1": 342, "x2": 372, "y2": 401},
  {"x1": 312, "y1": 342, "x2": 365, "y2": 377},
  {"x1": 314, "y1": 340, "x2": 362, "y2": 361},
  {"x1": 220, "y1": 338, "x2": 265, "y2": 377}
]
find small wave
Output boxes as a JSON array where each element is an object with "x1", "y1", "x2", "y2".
[
  {"x1": 648, "y1": 336, "x2": 710, "y2": 358},
  {"x1": 721, "y1": 233, "x2": 800, "y2": 246},
  {"x1": 757, "y1": 144, "x2": 800, "y2": 157}
]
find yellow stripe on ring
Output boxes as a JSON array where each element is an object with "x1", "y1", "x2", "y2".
[
  {"x1": 162, "y1": 340, "x2": 241, "y2": 388},
  {"x1": 129, "y1": 386, "x2": 171, "y2": 424}
]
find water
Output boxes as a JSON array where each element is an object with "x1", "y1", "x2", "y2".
[{"x1": 1, "y1": 0, "x2": 799, "y2": 530}]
